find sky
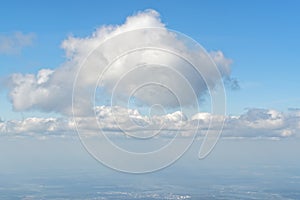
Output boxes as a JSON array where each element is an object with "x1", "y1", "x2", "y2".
[
  {"x1": 0, "y1": 1, "x2": 300, "y2": 199},
  {"x1": 1, "y1": 0, "x2": 300, "y2": 118},
  {"x1": 0, "y1": 0, "x2": 300, "y2": 174},
  {"x1": 0, "y1": 0, "x2": 299, "y2": 129}
]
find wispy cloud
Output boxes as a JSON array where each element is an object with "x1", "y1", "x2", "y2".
[{"x1": 0, "y1": 32, "x2": 35, "y2": 55}]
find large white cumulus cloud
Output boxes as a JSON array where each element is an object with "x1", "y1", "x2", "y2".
[{"x1": 7, "y1": 9, "x2": 232, "y2": 115}]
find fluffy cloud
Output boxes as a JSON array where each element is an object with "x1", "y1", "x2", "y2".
[
  {"x1": 7, "y1": 10, "x2": 232, "y2": 115},
  {"x1": 223, "y1": 108, "x2": 300, "y2": 138},
  {"x1": 1, "y1": 107, "x2": 299, "y2": 139},
  {"x1": 3, "y1": 11, "x2": 294, "y2": 141},
  {"x1": 0, "y1": 117, "x2": 74, "y2": 136},
  {"x1": 0, "y1": 32, "x2": 35, "y2": 54}
]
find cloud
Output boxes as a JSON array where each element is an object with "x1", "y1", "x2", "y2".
[
  {"x1": 7, "y1": 9, "x2": 233, "y2": 115},
  {"x1": 1, "y1": 107, "x2": 299, "y2": 139},
  {"x1": 4, "y1": 11, "x2": 292, "y2": 141},
  {"x1": 8, "y1": 69, "x2": 70, "y2": 113},
  {"x1": 0, "y1": 117, "x2": 74, "y2": 136},
  {"x1": 223, "y1": 108, "x2": 300, "y2": 138},
  {"x1": 0, "y1": 32, "x2": 35, "y2": 55}
]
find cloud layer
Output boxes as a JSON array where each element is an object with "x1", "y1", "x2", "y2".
[{"x1": 1, "y1": 108, "x2": 299, "y2": 139}]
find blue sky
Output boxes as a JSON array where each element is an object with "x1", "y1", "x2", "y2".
[
  {"x1": 0, "y1": 0, "x2": 298, "y2": 152},
  {"x1": 0, "y1": 1, "x2": 299, "y2": 142},
  {"x1": 1, "y1": 0, "x2": 300, "y2": 118},
  {"x1": 0, "y1": 1, "x2": 299, "y2": 146}
]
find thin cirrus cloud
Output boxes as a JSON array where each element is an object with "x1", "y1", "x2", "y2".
[
  {"x1": 0, "y1": 107, "x2": 299, "y2": 138},
  {"x1": 0, "y1": 32, "x2": 35, "y2": 55},
  {"x1": 7, "y1": 9, "x2": 232, "y2": 116}
]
